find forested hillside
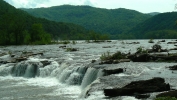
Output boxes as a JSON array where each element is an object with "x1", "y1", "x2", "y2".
[
  {"x1": 129, "y1": 12, "x2": 177, "y2": 39},
  {"x1": 1, "y1": 0, "x2": 107, "y2": 45},
  {"x1": 21, "y1": 5, "x2": 151, "y2": 38}
]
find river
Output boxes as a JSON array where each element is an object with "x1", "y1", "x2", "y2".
[{"x1": 0, "y1": 40, "x2": 177, "y2": 100}]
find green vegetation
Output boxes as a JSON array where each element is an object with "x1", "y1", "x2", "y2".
[
  {"x1": 100, "y1": 51, "x2": 126, "y2": 61},
  {"x1": 22, "y1": 5, "x2": 177, "y2": 39},
  {"x1": 130, "y1": 12, "x2": 177, "y2": 39},
  {"x1": 136, "y1": 46, "x2": 148, "y2": 54},
  {"x1": 21, "y1": 5, "x2": 151, "y2": 39},
  {"x1": 66, "y1": 48, "x2": 78, "y2": 52},
  {"x1": 154, "y1": 97, "x2": 177, "y2": 100},
  {"x1": 148, "y1": 39, "x2": 154, "y2": 43},
  {"x1": 0, "y1": 0, "x2": 108, "y2": 45},
  {"x1": 2, "y1": 0, "x2": 177, "y2": 43}
]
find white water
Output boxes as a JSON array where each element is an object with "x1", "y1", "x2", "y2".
[{"x1": 0, "y1": 40, "x2": 177, "y2": 100}]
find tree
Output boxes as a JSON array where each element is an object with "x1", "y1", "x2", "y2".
[{"x1": 30, "y1": 23, "x2": 51, "y2": 44}]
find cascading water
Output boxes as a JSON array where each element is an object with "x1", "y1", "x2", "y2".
[
  {"x1": 0, "y1": 64, "x2": 14, "y2": 76},
  {"x1": 81, "y1": 67, "x2": 104, "y2": 89},
  {"x1": 11, "y1": 62, "x2": 40, "y2": 78},
  {"x1": 0, "y1": 56, "x2": 105, "y2": 100}
]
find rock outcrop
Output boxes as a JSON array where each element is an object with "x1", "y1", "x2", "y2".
[{"x1": 104, "y1": 77, "x2": 170, "y2": 99}]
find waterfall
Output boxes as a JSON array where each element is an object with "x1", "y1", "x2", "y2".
[
  {"x1": 65, "y1": 66, "x2": 88, "y2": 85},
  {"x1": 11, "y1": 62, "x2": 40, "y2": 78},
  {"x1": 0, "y1": 58, "x2": 104, "y2": 91},
  {"x1": 57, "y1": 65, "x2": 88, "y2": 85},
  {"x1": 0, "y1": 64, "x2": 14, "y2": 76},
  {"x1": 59, "y1": 67, "x2": 73, "y2": 83},
  {"x1": 39, "y1": 61, "x2": 60, "y2": 77},
  {"x1": 81, "y1": 68, "x2": 103, "y2": 89}
]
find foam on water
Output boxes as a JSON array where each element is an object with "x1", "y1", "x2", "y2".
[
  {"x1": 17, "y1": 77, "x2": 59, "y2": 87},
  {"x1": 86, "y1": 91, "x2": 106, "y2": 100},
  {"x1": 122, "y1": 96, "x2": 139, "y2": 100},
  {"x1": 0, "y1": 64, "x2": 14, "y2": 76},
  {"x1": 1, "y1": 40, "x2": 177, "y2": 100},
  {"x1": 52, "y1": 85, "x2": 81, "y2": 98}
]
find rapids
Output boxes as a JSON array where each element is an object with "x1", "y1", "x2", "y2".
[{"x1": 0, "y1": 40, "x2": 177, "y2": 100}]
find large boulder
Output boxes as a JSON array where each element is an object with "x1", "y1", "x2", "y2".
[
  {"x1": 104, "y1": 78, "x2": 170, "y2": 99},
  {"x1": 128, "y1": 53, "x2": 150, "y2": 62},
  {"x1": 168, "y1": 65, "x2": 177, "y2": 70}
]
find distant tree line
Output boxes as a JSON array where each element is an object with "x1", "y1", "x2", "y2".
[{"x1": 0, "y1": 0, "x2": 109, "y2": 45}]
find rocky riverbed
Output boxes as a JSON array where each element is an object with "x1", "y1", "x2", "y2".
[{"x1": 0, "y1": 40, "x2": 177, "y2": 100}]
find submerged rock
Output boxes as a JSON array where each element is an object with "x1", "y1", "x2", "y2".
[
  {"x1": 104, "y1": 77, "x2": 170, "y2": 99},
  {"x1": 40, "y1": 60, "x2": 51, "y2": 67},
  {"x1": 103, "y1": 68, "x2": 123, "y2": 76}
]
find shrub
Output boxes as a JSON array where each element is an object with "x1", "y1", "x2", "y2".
[
  {"x1": 72, "y1": 40, "x2": 76, "y2": 45},
  {"x1": 100, "y1": 51, "x2": 125, "y2": 61},
  {"x1": 148, "y1": 39, "x2": 154, "y2": 43},
  {"x1": 136, "y1": 46, "x2": 148, "y2": 54},
  {"x1": 100, "y1": 51, "x2": 111, "y2": 61}
]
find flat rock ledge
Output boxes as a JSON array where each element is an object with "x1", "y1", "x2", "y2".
[{"x1": 104, "y1": 77, "x2": 170, "y2": 99}]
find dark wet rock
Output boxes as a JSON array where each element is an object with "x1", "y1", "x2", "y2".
[
  {"x1": 128, "y1": 53, "x2": 177, "y2": 62},
  {"x1": 153, "y1": 54, "x2": 177, "y2": 62},
  {"x1": 147, "y1": 49, "x2": 168, "y2": 53},
  {"x1": 91, "y1": 60, "x2": 96, "y2": 63},
  {"x1": 103, "y1": 68, "x2": 123, "y2": 76},
  {"x1": 170, "y1": 48, "x2": 177, "y2": 50},
  {"x1": 100, "y1": 59, "x2": 131, "y2": 64},
  {"x1": 160, "y1": 40, "x2": 165, "y2": 42},
  {"x1": 100, "y1": 60, "x2": 123, "y2": 64},
  {"x1": 107, "y1": 40, "x2": 112, "y2": 42},
  {"x1": 40, "y1": 60, "x2": 51, "y2": 67},
  {"x1": 128, "y1": 53, "x2": 150, "y2": 62},
  {"x1": 168, "y1": 65, "x2": 177, "y2": 70},
  {"x1": 29, "y1": 52, "x2": 43, "y2": 56},
  {"x1": 104, "y1": 77, "x2": 170, "y2": 99},
  {"x1": 152, "y1": 44, "x2": 162, "y2": 52},
  {"x1": 102, "y1": 46, "x2": 112, "y2": 48},
  {"x1": 119, "y1": 59, "x2": 131, "y2": 62},
  {"x1": 21, "y1": 52, "x2": 43, "y2": 58},
  {"x1": 126, "y1": 42, "x2": 140, "y2": 44},
  {"x1": 156, "y1": 90, "x2": 177, "y2": 98},
  {"x1": 167, "y1": 42, "x2": 177, "y2": 44},
  {"x1": 10, "y1": 54, "x2": 16, "y2": 57},
  {"x1": 15, "y1": 57, "x2": 27, "y2": 62},
  {"x1": 59, "y1": 45, "x2": 67, "y2": 48},
  {"x1": 66, "y1": 48, "x2": 78, "y2": 52},
  {"x1": 135, "y1": 94, "x2": 150, "y2": 99},
  {"x1": 0, "y1": 53, "x2": 8, "y2": 57}
]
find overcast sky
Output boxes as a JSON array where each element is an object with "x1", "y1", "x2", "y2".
[{"x1": 4, "y1": 0, "x2": 177, "y2": 13}]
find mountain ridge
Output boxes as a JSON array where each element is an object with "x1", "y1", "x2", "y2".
[
  {"x1": 129, "y1": 12, "x2": 177, "y2": 39},
  {"x1": 21, "y1": 5, "x2": 152, "y2": 38},
  {"x1": 0, "y1": 0, "x2": 104, "y2": 45}
]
